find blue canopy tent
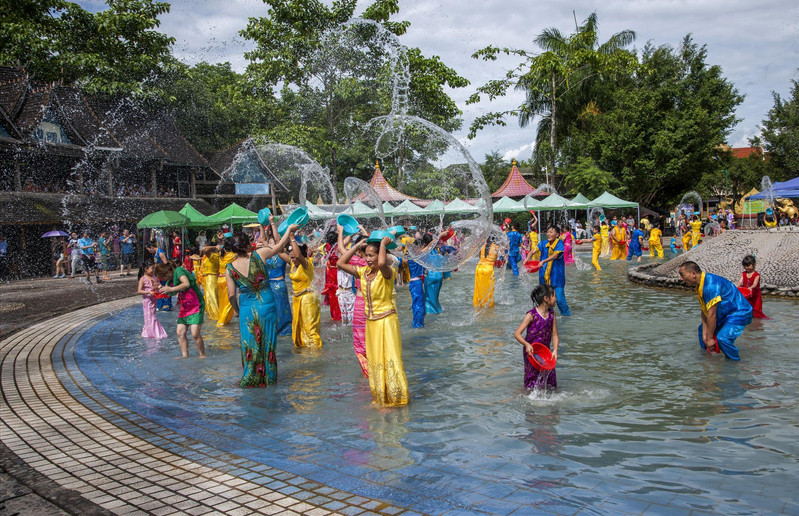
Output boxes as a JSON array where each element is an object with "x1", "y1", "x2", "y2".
[{"x1": 748, "y1": 177, "x2": 799, "y2": 199}]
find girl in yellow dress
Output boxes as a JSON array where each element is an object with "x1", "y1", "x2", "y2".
[
  {"x1": 600, "y1": 221, "x2": 610, "y2": 257},
  {"x1": 648, "y1": 224, "x2": 664, "y2": 258},
  {"x1": 288, "y1": 234, "x2": 323, "y2": 348},
  {"x1": 201, "y1": 247, "x2": 220, "y2": 320},
  {"x1": 473, "y1": 237, "x2": 499, "y2": 307},
  {"x1": 217, "y1": 239, "x2": 237, "y2": 327},
  {"x1": 338, "y1": 236, "x2": 409, "y2": 407}
]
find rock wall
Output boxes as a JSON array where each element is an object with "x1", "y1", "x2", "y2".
[{"x1": 628, "y1": 228, "x2": 799, "y2": 298}]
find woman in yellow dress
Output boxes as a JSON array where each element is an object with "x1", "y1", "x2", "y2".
[
  {"x1": 610, "y1": 223, "x2": 627, "y2": 260},
  {"x1": 217, "y1": 239, "x2": 237, "y2": 327},
  {"x1": 201, "y1": 247, "x2": 220, "y2": 320},
  {"x1": 527, "y1": 229, "x2": 540, "y2": 261},
  {"x1": 288, "y1": 234, "x2": 323, "y2": 348},
  {"x1": 648, "y1": 224, "x2": 664, "y2": 258},
  {"x1": 600, "y1": 221, "x2": 610, "y2": 257},
  {"x1": 473, "y1": 237, "x2": 498, "y2": 307},
  {"x1": 689, "y1": 215, "x2": 703, "y2": 247},
  {"x1": 591, "y1": 225, "x2": 602, "y2": 270},
  {"x1": 337, "y1": 236, "x2": 408, "y2": 407}
]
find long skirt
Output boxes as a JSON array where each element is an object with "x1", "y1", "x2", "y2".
[
  {"x1": 409, "y1": 280, "x2": 425, "y2": 327},
  {"x1": 216, "y1": 276, "x2": 234, "y2": 326},
  {"x1": 203, "y1": 274, "x2": 219, "y2": 320},
  {"x1": 352, "y1": 295, "x2": 368, "y2": 377},
  {"x1": 292, "y1": 292, "x2": 323, "y2": 348},
  {"x1": 424, "y1": 272, "x2": 443, "y2": 314},
  {"x1": 524, "y1": 348, "x2": 557, "y2": 390},
  {"x1": 141, "y1": 296, "x2": 167, "y2": 339},
  {"x1": 366, "y1": 314, "x2": 408, "y2": 406},
  {"x1": 270, "y1": 279, "x2": 293, "y2": 336},
  {"x1": 238, "y1": 291, "x2": 278, "y2": 387},
  {"x1": 473, "y1": 262, "x2": 495, "y2": 307}
]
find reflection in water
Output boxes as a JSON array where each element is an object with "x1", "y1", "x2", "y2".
[{"x1": 73, "y1": 253, "x2": 799, "y2": 513}]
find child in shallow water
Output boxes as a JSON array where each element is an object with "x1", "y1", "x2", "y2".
[
  {"x1": 514, "y1": 284, "x2": 560, "y2": 391},
  {"x1": 137, "y1": 258, "x2": 167, "y2": 339},
  {"x1": 736, "y1": 255, "x2": 770, "y2": 319}
]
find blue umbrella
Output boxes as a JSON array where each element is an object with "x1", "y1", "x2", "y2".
[{"x1": 41, "y1": 230, "x2": 69, "y2": 238}]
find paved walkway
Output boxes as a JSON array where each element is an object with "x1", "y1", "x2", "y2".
[{"x1": 0, "y1": 297, "x2": 407, "y2": 515}]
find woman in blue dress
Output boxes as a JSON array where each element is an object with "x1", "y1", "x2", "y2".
[
  {"x1": 258, "y1": 222, "x2": 292, "y2": 336},
  {"x1": 225, "y1": 227, "x2": 296, "y2": 387}
]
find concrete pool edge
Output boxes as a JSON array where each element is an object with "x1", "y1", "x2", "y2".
[{"x1": 0, "y1": 297, "x2": 409, "y2": 516}]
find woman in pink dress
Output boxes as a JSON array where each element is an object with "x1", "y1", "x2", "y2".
[
  {"x1": 338, "y1": 225, "x2": 369, "y2": 377},
  {"x1": 137, "y1": 259, "x2": 167, "y2": 339},
  {"x1": 561, "y1": 228, "x2": 575, "y2": 265}
]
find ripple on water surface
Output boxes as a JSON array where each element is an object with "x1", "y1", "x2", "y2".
[{"x1": 70, "y1": 256, "x2": 799, "y2": 514}]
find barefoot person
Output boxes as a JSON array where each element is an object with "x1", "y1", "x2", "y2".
[
  {"x1": 678, "y1": 261, "x2": 752, "y2": 360},
  {"x1": 155, "y1": 262, "x2": 206, "y2": 358}
]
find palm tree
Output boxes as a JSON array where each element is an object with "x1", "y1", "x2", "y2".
[{"x1": 516, "y1": 13, "x2": 636, "y2": 187}]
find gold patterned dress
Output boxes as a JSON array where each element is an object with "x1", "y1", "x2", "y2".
[
  {"x1": 356, "y1": 266, "x2": 408, "y2": 407},
  {"x1": 473, "y1": 243, "x2": 498, "y2": 307},
  {"x1": 216, "y1": 251, "x2": 236, "y2": 326},
  {"x1": 201, "y1": 253, "x2": 220, "y2": 320},
  {"x1": 289, "y1": 259, "x2": 323, "y2": 348}
]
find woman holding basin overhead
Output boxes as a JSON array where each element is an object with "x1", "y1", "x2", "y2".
[
  {"x1": 257, "y1": 209, "x2": 293, "y2": 336},
  {"x1": 338, "y1": 232, "x2": 409, "y2": 407},
  {"x1": 225, "y1": 222, "x2": 299, "y2": 387}
]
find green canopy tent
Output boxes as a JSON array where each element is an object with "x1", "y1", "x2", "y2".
[
  {"x1": 492, "y1": 196, "x2": 527, "y2": 213},
  {"x1": 178, "y1": 203, "x2": 214, "y2": 228},
  {"x1": 137, "y1": 210, "x2": 190, "y2": 229},
  {"x1": 304, "y1": 201, "x2": 335, "y2": 221},
  {"x1": 343, "y1": 201, "x2": 379, "y2": 218},
  {"x1": 208, "y1": 202, "x2": 258, "y2": 226},
  {"x1": 588, "y1": 191, "x2": 640, "y2": 220},
  {"x1": 570, "y1": 193, "x2": 591, "y2": 209},
  {"x1": 382, "y1": 202, "x2": 394, "y2": 217},
  {"x1": 422, "y1": 199, "x2": 446, "y2": 225},
  {"x1": 138, "y1": 210, "x2": 192, "y2": 257},
  {"x1": 389, "y1": 199, "x2": 427, "y2": 223},
  {"x1": 444, "y1": 198, "x2": 480, "y2": 215}
]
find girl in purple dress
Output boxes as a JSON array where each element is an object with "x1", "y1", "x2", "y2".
[
  {"x1": 137, "y1": 258, "x2": 167, "y2": 339},
  {"x1": 513, "y1": 284, "x2": 560, "y2": 390}
]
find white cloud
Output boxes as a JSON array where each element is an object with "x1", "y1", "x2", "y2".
[
  {"x1": 502, "y1": 144, "x2": 533, "y2": 162},
  {"x1": 74, "y1": 0, "x2": 799, "y2": 161}
]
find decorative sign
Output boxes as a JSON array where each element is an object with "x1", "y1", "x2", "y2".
[{"x1": 235, "y1": 183, "x2": 270, "y2": 195}]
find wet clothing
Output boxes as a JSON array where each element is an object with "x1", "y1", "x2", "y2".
[
  {"x1": 523, "y1": 307, "x2": 556, "y2": 390},
  {"x1": 265, "y1": 255, "x2": 292, "y2": 335},
  {"x1": 538, "y1": 239, "x2": 569, "y2": 316},
  {"x1": 408, "y1": 259, "x2": 426, "y2": 327},
  {"x1": 741, "y1": 271, "x2": 769, "y2": 319},
  {"x1": 695, "y1": 272, "x2": 752, "y2": 360},
  {"x1": 174, "y1": 267, "x2": 204, "y2": 326}
]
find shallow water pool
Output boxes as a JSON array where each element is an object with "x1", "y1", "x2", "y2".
[{"x1": 65, "y1": 256, "x2": 799, "y2": 514}]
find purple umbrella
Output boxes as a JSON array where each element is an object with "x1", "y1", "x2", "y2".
[{"x1": 41, "y1": 230, "x2": 69, "y2": 238}]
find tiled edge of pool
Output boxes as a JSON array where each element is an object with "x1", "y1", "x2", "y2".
[{"x1": 0, "y1": 297, "x2": 411, "y2": 516}]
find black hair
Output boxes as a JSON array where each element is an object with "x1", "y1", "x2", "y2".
[
  {"x1": 365, "y1": 241, "x2": 381, "y2": 253},
  {"x1": 290, "y1": 242, "x2": 309, "y2": 257},
  {"x1": 421, "y1": 233, "x2": 433, "y2": 246},
  {"x1": 138, "y1": 257, "x2": 155, "y2": 280},
  {"x1": 530, "y1": 284, "x2": 555, "y2": 306},
  {"x1": 325, "y1": 230, "x2": 338, "y2": 245},
  {"x1": 351, "y1": 233, "x2": 366, "y2": 245},
  {"x1": 547, "y1": 224, "x2": 561, "y2": 235},
  {"x1": 679, "y1": 260, "x2": 702, "y2": 274},
  {"x1": 230, "y1": 231, "x2": 251, "y2": 256},
  {"x1": 742, "y1": 255, "x2": 756, "y2": 267}
]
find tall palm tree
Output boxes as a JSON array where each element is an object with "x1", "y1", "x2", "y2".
[{"x1": 516, "y1": 12, "x2": 636, "y2": 187}]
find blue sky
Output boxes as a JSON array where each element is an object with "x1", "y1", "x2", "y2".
[{"x1": 80, "y1": 0, "x2": 799, "y2": 163}]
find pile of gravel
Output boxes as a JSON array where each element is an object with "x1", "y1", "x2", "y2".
[{"x1": 628, "y1": 228, "x2": 799, "y2": 297}]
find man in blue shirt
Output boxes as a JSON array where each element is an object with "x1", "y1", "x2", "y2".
[
  {"x1": 679, "y1": 261, "x2": 752, "y2": 360},
  {"x1": 538, "y1": 225, "x2": 570, "y2": 316},
  {"x1": 626, "y1": 223, "x2": 645, "y2": 262},
  {"x1": 506, "y1": 224, "x2": 523, "y2": 276},
  {"x1": 119, "y1": 229, "x2": 136, "y2": 276},
  {"x1": 78, "y1": 231, "x2": 99, "y2": 284}
]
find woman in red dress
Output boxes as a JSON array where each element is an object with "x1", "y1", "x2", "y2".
[
  {"x1": 171, "y1": 231, "x2": 182, "y2": 259},
  {"x1": 736, "y1": 255, "x2": 769, "y2": 319}
]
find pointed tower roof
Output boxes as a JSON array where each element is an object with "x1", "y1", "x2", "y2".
[
  {"x1": 491, "y1": 159, "x2": 537, "y2": 198},
  {"x1": 356, "y1": 162, "x2": 420, "y2": 202}
]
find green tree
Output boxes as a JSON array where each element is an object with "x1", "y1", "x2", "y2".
[
  {"x1": 0, "y1": 0, "x2": 175, "y2": 97},
  {"x1": 467, "y1": 13, "x2": 636, "y2": 188},
  {"x1": 240, "y1": 0, "x2": 468, "y2": 188},
  {"x1": 480, "y1": 150, "x2": 510, "y2": 192},
  {"x1": 760, "y1": 79, "x2": 799, "y2": 181},
  {"x1": 562, "y1": 157, "x2": 617, "y2": 198},
  {"x1": 570, "y1": 37, "x2": 743, "y2": 208}
]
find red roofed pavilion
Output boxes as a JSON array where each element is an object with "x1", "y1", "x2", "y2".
[
  {"x1": 491, "y1": 159, "x2": 537, "y2": 198},
  {"x1": 356, "y1": 162, "x2": 420, "y2": 202}
]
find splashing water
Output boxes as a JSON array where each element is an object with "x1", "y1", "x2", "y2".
[
  {"x1": 677, "y1": 191, "x2": 703, "y2": 217},
  {"x1": 760, "y1": 175, "x2": 775, "y2": 213}
]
